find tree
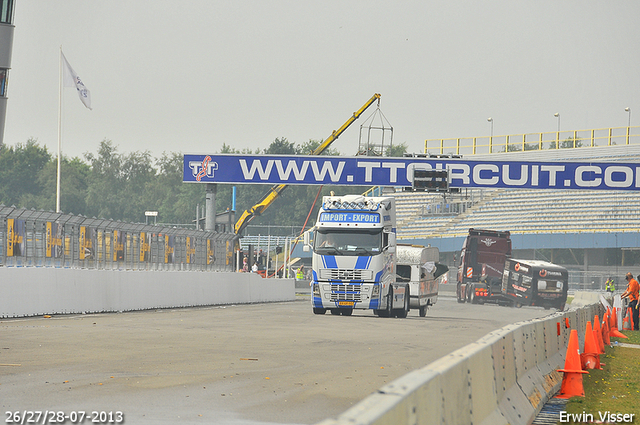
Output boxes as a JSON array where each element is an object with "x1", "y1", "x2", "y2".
[
  {"x1": 264, "y1": 137, "x2": 298, "y2": 155},
  {"x1": 524, "y1": 143, "x2": 540, "y2": 151},
  {"x1": 26, "y1": 156, "x2": 90, "y2": 214},
  {"x1": 298, "y1": 139, "x2": 340, "y2": 156},
  {"x1": 549, "y1": 137, "x2": 583, "y2": 149},
  {"x1": 84, "y1": 140, "x2": 157, "y2": 222},
  {"x1": 385, "y1": 142, "x2": 408, "y2": 157},
  {"x1": 0, "y1": 138, "x2": 52, "y2": 207},
  {"x1": 500, "y1": 144, "x2": 522, "y2": 153},
  {"x1": 151, "y1": 151, "x2": 205, "y2": 225},
  {"x1": 84, "y1": 140, "x2": 124, "y2": 219},
  {"x1": 220, "y1": 143, "x2": 260, "y2": 154}
]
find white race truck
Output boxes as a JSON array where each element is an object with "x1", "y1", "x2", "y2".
[
  {"x1": 303, "y1": 194, "x2": 410, "y2": 317},
  {"x1": 396, "y1": 245, "x2": 446, "y2": 317}
]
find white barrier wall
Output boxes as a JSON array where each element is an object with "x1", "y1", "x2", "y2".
[
  {"x1": 319, "y1": 296, "x2": 604, "y2": 425},
  {"x1": 0, "y1": 268, "x2": 295, "y2": 318}
]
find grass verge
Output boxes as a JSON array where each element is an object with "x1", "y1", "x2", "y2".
[{"x1": 560, "y1": 331, "x2": 640, "y2": 423}]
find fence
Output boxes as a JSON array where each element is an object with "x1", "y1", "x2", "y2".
[
  {"x1": 244, "y1": 224, "x2": 306, "y2": 238},
  {"x1": 566, "y1": 269, "x2": 638, "y2": 292},
  {"x1": 425, "y1": 125, "x2": 640, "y2": 156},
  {"x1": 0, "y1": 205, "x2": 236, "y2": 271}
]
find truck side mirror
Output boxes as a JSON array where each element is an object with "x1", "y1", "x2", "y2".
[
  {"x1": 387, "y1": 232, "x2": 396, "y2": 253},
  {"x1": 303, "y1": 229, "x2": 311, "y2": 252}
]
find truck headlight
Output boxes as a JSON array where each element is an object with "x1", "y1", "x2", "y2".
[
  {"x1": 313, "y1": 283, "x2": 320, "y2": 296},
  {"x1": 372, "y1": 285, "x2": 380, "y2": 298}
]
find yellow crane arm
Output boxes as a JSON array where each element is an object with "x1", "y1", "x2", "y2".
[
  {"x1": 234, "y1": 93, "x2": 381, "y2": 235},
  {"x1": 234, "y1": 184, "x2": 286, "y2": 234},
  {"x1": 310, "y1": 93, "x2": 381, "y2": 155}
]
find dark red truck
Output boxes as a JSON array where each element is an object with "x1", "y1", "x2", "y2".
[{"x1": 456, "y1": 229, "x2": 512, "y2": 305}]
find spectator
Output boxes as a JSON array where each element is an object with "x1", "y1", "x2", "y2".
[
  {"x1": 605, "y1": 277, "x2": 615, "y2": 293},
  {"x1": 621, "y1": 272, "x2": 639, "y2": 330}
]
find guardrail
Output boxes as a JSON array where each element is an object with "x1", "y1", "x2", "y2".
[
  {"x1": 318, "y1": 295, "x2": 604, "y2": 425},
  {"x1": 425, "y1": 125, "x2": 640, "y2": 156},
  {"x1": 0, "y1": 205, "x2": 236, "y2": 271}
]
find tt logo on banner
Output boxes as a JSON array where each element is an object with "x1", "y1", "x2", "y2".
[{"x1": 189, "y1": 156, "x2": 219, "y2": 181}]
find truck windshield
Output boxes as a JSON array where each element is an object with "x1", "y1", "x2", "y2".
[{"x1": 314, "y1": 229, "x2": 383, "y2": 256}]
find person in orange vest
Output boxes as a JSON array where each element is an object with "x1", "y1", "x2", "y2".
[{"x1": 621, "y1": 272, "x2": 639, "y2": 330}]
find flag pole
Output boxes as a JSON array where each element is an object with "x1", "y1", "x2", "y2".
[{"x1": 56, "y1": 46, "x2": 62, "y2": 213}]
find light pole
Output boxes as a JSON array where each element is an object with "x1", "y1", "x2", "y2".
[
  {"x1": 625, "y1": 107, "x2": 631, "y2": 127},
  {"x1": 487, "y1": 117, "x2": 493, "y2": 153},
  {"x1": 625, "y1": 107, "x2": 631, "y2": 144},
  {"x1": 554, "y1": 113, "x2": 560, "y2": 148}
]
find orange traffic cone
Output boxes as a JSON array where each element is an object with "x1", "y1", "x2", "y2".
[
  {"x1": 602, "y1": 315, "x2": 611, "y2": 346},
  {"x1": 557, "y1": 329, "x2": 588, "y2": 398},
  {"x1": 610, "y1": 307, "x2": 618, "y2": 330},
  {"x1": 623, "y1": 308, "x2": 632, "y2": 330},
  {"x1": 610, "y1": 325, "x2": 628, "y2": 339},
  {"x1": 593, "y1": 316, "x2": 605, "y2": 354},
  {"x1": 581, "y1": 321, "x2": 602, "y2": 370},
  {"x1": 609, "y1": 307, "x2": 628, "y2": 338}
]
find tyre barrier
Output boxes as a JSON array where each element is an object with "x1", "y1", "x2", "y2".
[{"x1": 318, "y1": 294, "x2": 604, "y2": 425}]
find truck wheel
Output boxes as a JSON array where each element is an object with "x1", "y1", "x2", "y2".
[
  {"x1": 456, "y1": 283, "x2": 465, "y2": 303},
  {"x1": 419, "y1": 305, "x2": 428, "y2": 317},
  {"x1": 330, "y1": 309, "x2": 340, "y2": 315},
  {"x1": 313, "y1": 308, "x2": 326, "y2": 315},
  {"x1": 342, "y1": 309, "x2": 353, "y2": 316},
  {"x1": 469, "y1": 289, "x2": 476, "y2": 304}
]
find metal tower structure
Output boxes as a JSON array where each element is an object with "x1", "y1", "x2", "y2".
[{"x1": 0, "y1": 0, "x2": 15, "y2": 147}]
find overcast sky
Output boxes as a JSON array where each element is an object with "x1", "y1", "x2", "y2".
[{"x1": 4, "y1": 1, "x2": 640, "y2": 160}]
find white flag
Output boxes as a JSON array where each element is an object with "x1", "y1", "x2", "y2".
[{"x1": 61, "y1": 51, "x2": 92, "y2": 110}]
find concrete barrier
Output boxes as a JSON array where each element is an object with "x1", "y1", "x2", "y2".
[
  {"x1": 571, "y1": 291, "x2": 602, "y2": 307},
  {"x1": 0, "y1": 268, "x2": 295, "y2": 318},
  {"x1": 318, "y1": 294, "x2": 605, "y2": 425}
]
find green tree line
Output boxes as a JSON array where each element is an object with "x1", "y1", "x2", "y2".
[
  {"x1": 0, "y1": 138, "x2": 408, "y2": 232},
  {"x1": 503, "y1": 136, "x2": 584, "y2": 152}
]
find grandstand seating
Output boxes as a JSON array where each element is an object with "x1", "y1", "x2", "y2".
[
  {"x1": 394, "y1": 188, "x2": 640, "y2": 240},
  {"x1": 395, "y1": 145, "x2": 640, "y2": 241}
]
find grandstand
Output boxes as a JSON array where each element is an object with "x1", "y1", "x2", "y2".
[
  {"x1": 396, "y1": 188, "x2": 640, "y2": 240},
  {"x1": 394, "y1": 144, "x2": 640, "y2": 288}
]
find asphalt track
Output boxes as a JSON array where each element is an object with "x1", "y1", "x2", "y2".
[{"x1": 1, "y1": 291, "x2": 555, "y2": 425}]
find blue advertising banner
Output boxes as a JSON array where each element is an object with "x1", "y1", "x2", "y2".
[{"x1": 184, "y1": 154, "x2": 640, "y2": 191}]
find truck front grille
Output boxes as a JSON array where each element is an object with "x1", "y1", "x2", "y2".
[
  {"x1": 329, "y1": 284, "x2": 362, "y2": 302},
  {"x1": 319, "y1": 269, "x2": 373, "y2": 281}
]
